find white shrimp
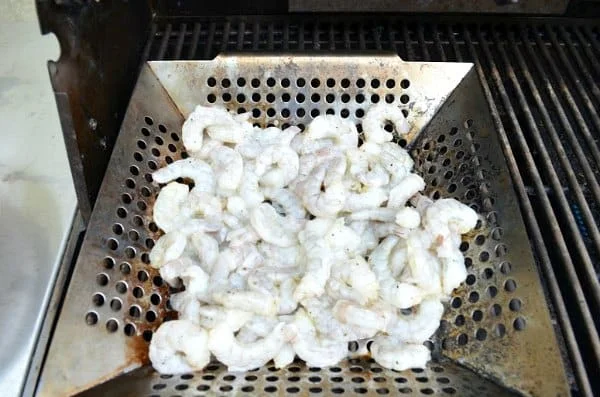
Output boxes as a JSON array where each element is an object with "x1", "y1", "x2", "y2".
[
  {"x1": 150, "y1": 231, "x2": 187, "y2": 269},
  {"x1": 395, "y1": 207, "x2": 421, "y2": 229},
  {"x1": 191, "y1": 137, "x2": 223, "y2": 160},
  {"x1": 303, "y1": 298, "x2": 375, "y2": 342},
  {"x1": 388, "y1": 298, "x2": 445, "y2": 343},
  {"x1": 208, "y1": 145, "x2": 244, "y2": 193},
  {"x1": 332, "y1": 300, "x2": 391, "y2": 333},
  {"x1": 226, "y1": 196, "x2": 249, "y2": 221},
  {"x1": 369, "y1": 335, "x2": 430, "y2": 371},
  {"x1": 292, "y1": 308, "x2": 349, "y2": 367},
  {"x1": 169, "y1": 291, "x2": 203, "y2": 323},
  {"x1": 378, "y1": 142, "x2": 414, "y2": 184},
  {"x1": 195, "y1": 305, "x2": 252, "y2": 330},
  {"x1": 255, "y1": 145, "x2": 300, "y2": 189},
  {"x1": 305, "y1": 115, "x2": 359, "y2": 150},
  {"x1": 297, "y1": 162, "x2": 346, "y2": 218},
  {"x1": 369, "y1": 236, "x2": 425, "y2": 308},
  {"x1": 179, "y1": 190, "x2": 223, "y2": 224},
  {"x1": 347, "y1": 220, "x2": 379, "y2": 255},
  {"x1": 263, "y1": 188, "x2": 306, "y2": 220},
  {"x1": 181, "y1": 105, "x2": 232, "y2": 152},
  {"x1": 226, "y1": 226, "x2": 260, "y2": 248},
  {"x1": 258, "y1": 242, "x2": 304, "y2": 268},
  {"x1": 208, "y1": 322, "x2": 294, "y2": 372},
  {"x1": 327, "y1": 256, "x2": 379, "y2": 305},
  {"x1": 149, "y1": 319, "x2": 210, "y2": 374},
  {"x1": 160, "y1": 257, "x2": 209, "y2": 300},
  {"x1": 212, "y1": 289, "x2": 278, "y2": 316},
  {"x1": 238, "y1": 164, "x2": 264, "y2": 208},
  {"x1": 236, "y1": 126, "x2": 299, "y2": 158},
  {"x1": 293, "y1": 253, "x2": 332, "y2": 302},
  {"x1": 422, "y1": 198, "x2": 479, "y2": 235},
  {"x1": 363, "y1": 103, "x2": 410, "y2": 143},
  {"x1": 343, "y1": 186, "x2": 388, "y2": 212},
  {"x1": 153, "y1": 182, "x2": 189, "y2": 233},
  {"x1": 250, "y1": 203, "x2": 299, "y2": 247},
  {"x1": 274, "y1": 344, "x2": 296, "y2": 369},
  {"x1": 387, "y1": 174, "x2": 426, "y2": 208},
  {"x1": 152, "y1": 158, "x2": 215, "y2": 193},
  {"x1": 404, "y1": 231, "x2": 442, "y2": 295},
  {"x1": 348, "y1": 208, "x2": 397, "y2": 222}
]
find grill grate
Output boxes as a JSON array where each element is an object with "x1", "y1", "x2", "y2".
[{"x1": 140, "y1": 18, "x2": 600, "y2": 396}]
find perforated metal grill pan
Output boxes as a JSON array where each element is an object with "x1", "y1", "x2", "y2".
[{"x1": 37, "y1": 55, "x2": 569, "y2": 397}]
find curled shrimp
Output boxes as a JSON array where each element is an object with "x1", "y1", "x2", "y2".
[
  {"x1": 153, "y1": 182, "x2": 190, "y2": 233},
  {"x1": 327, "y1": 256, "x2": 379, "y2": 305},
  {"x1": 388, "y1": 174, "x2": 426, "y2": 209},
  {"x1": 344, "y1": 186, "x2": 388, "y2": 212},
  {"x1": 370, "y1": 335, "x2": 430, "y2": 371},
  {"x1": 255, "y1": 145, "x2": 299, "y2": 189},
  {"x1": 149, "y1": 319, "x2": 210, "y2": 374},
  {"x1": 238, "y1": 164, "x2": 264, "y2": 209},
  {"x1": 208, "y1": 321, "x2": 294, "y2": 372},
  {"x1": 195, "y1": 305, "x2": 252, "y2": 330},
  {"x1": 181, "y1": 105, "x2": 232, "y2": 152},
  {"x1": 160, "y1": 257, "x2": 209, "y2": 301},
  {"x1": 263, "y1": 187, "x2": 307, "y2": 220},
  {"x1": 369, "y1": 236, "x2": 425, "y2": 309},
  {"x1": 208, "y1": 145, "x2": 244, "y2": 193},
  {"x1": 152, "y1": 158, "x2": 215, "y2": 193},
  {"x1": 292, "y1": 308, "x2": 349, "y2": 367},
  {"x1": 378, "y1": 142, "x2": 414, "y2": 184},
  {"x1": 297, "y1": 162, "x2": 346, "y2": 218},
  {"x1": 363, "y1": 103, "x2": 410, "y2": 144},
  {"x1": 250, "y1": 203, "x2": 299, "y2": 247},
  {"x1": 304, "y1": 115, "x2": 359, "y2": 150},
  {"x1": 212, "y1": 289, "x2": 278, "y2": 316},
  {"x1": 388, "y1": 298, "x2": 444, "y2": 343},
  {"x1": 332, "y1": 300, "x2": 392, "y2": 333},
  {"x1": 404, "y1": 231, "x2": 442, "y2": 295},
  {"x1": 150, "y1": 231, "x2": 187, "y2": 269}
]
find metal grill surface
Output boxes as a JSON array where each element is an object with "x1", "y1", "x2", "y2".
[{"x1": 38, "y1": 55, "x2": 568, "y2": 397}]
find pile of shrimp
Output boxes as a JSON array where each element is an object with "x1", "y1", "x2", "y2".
[{"x1": 148, "y1": 104, "x2": 478, "y2": 374}]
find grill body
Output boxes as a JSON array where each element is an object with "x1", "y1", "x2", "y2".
[{"x1": 33, "y1": 3, "x2": 600, "y2": 397}]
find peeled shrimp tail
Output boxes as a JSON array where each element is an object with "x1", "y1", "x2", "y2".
[{"x1": 370, "y1": 335, "x2": 430, "y2": 371}]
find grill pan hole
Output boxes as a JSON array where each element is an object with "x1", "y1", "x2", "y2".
[
  {"x1": 92, "y1": 293, "x2": 105, "y2": 307},
  {"x1": 103, "y1": 257, "x2": 115, "y2": 268},
  {"x1": 85, "y1": 312, "x2": 98, "y2": 325},
  {"x1": 311, "y1": 78, "x2": 320, "y2": 88},
  {"x1": 96, "y1": 273, "x2": 109, "y2": 286},
  {"x1": 124, "y1": 323, "x2": 136, "y2": 336},
  {"x1": 115, "y1": 281, "x2": 128, "y2": 294},
  {"x1": 207, "y1": 77, "x2": 216, "y2": 87},
  {"x1": 296, "y1": 78, "x2": 305, "y2": 87},
  {"x1": 106, "y1": 319, "x2": 118, "y2": 333},
  {"x1": 386, "y1": 79, "x2": 395, "y2": 88},
  {"x1": 371, "y1": 79, "x2": 380, "y2": 88},
  {"x1": 221, "y1": 78, "x2": 231, "y2": 88},
  {"x1": 371, "y1": 94, "x2": 380, "y2": 103},
  {"x1": 144, "y1": 116, "x2": 153, "y2": 125},
  {"x1": 110, "y1": 298, "x2": 122, "y2": 311},
  {"x1": 505, "y1": 279, "x2": 517, "y2": 292},
  {"x1": 207, "y1": 93, "x2": 216, "y2": 103},
  {"x1": 326, "y1": 78, "x2": 335, "y2": 87},
  {"x1": 510, "y1": 298, "x2": 522, "y2": 312},
  {"x1": 281, "y1": 78, "x2": 290, "y2": 87},
  {"x1": 514, "y1": 317, "x2": 526, "y2": 330},
  {"x1": 119, "y1": 262, "x2": 131, "y2": 274},
  {"x1": 251, "y1": 78, "x2": 260, "y2": 88},
  {"x1": 356, "y1": 78, "x2": 365, "y2": 88},
  {"x1": 341, "y1": 78, "x2": 350, "y2": 88},
  {"x1": 133, "y1": 286, "x2": 144, "y2": 298}
]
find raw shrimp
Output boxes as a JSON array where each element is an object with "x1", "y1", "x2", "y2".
[
  {"x1": 250, "y1": 203, "x2": 299, "y2": 247},
  {"x1": 404, "y1": 231, "x2": 442, "y2": 294},
  {"x1": 188, "y1": 232, "x2": 219, "y2": 272},
  {"x1": 293, "y1": 253, "x2": 332, "y2": 302},
  {"x1": 226, "y1": 196, "x2": 249, "y2": 221},
  {"x1": 208, "y1": 145, "x2": 244, "y2": 193},
  {"x1": 304, "y1": 297, "x2": 375, "y2": 341},
  {"x1": 150, "y1": 231, "x2": 187, "y2": 269},
  {"x1": 152, "y1": 158, "x2": 215, "y2": 193},
  {"x1": 378, "y1": 142, "x2": 414, "y2": 184},
  {"x1": 369, "y1": 236, "x2": 425, "y2": 308},
  {"x1": 208, "y1": 322, "x2": 294, "y2": 372},
  {"x1": 181, "y1": 105, "x2": 233, "y2": 152},
  {"x1": 292, "y1": 308, "x2": 349, "y2": 367},
  {"x1": 258, "y1": 242, "x2": 304, "y2": 268},
  {"x1": 238, "y1": 164, "x2": 264, "y2": 208},
  {"x1": 169, "y1": 291, "x2": 203, "y2": 323},
  {"x1": 153, "y1": 182, "x2": 189, "y2": 233},
  {"x1": 395, "y1": 207, "x2": 421, "y2": 229},
  {"x1": 274, "y1": 344, "x2": 295, "y2": 369},
  {"x1": 297, "y1": 162, "x2": 346, "y2": 218},
  {"x1": 388, "y1": 298, "x2": 444, "y2": 343},
  {"x1": 160, "y1": 257, "x2": 209, "y2": 301},
  {"x1": 363, "y1": 103, "x2": 410, "y2": 143},
  {"x1": 212, "y1": 289, "x2": 278, "y2": 316},
  {"x1": 236, "y1": 126, "x2": 300, "y2": 158},
  {"x1": 325, "y1": 218, "x2": 362, "y2": 258},
  {"x1": 387, "y1": 174, "x2": 425, "y2": 208},
  {"x1": 191, "y1": 137, "x2": 223, "y2": 160},
  {"x1": 344, "y1": 186, "x2": 388, "y2": 212},
  {"x1": 422, "y1": 198, "x2": 478, "y2": 235},
  {"x1": 332, "y1": 300, "x2": 391, "y2": 333},
  {"x1": 348, "y1": 208, "x2": 398, "y2": 222},
  {"x1": 263, "y1": 188, "x2": 306, "y2": 220},
  {"x1": 195, "y1": 305, "x2": 252, "y2": 330},
  {"x1": 149, "y1": 319, "x2": 210, "y2": 374},
  {"x1": 304, "y1": 115, "x2": 359, "y2": 150},
  {"x1": 347, "y1": 220, "x2": 378, "y2": 255},
  {"x1": 327, "y1": 256, "x2": 379, "y2": 305},
  {"x1": 226, "y1": 226, "x2": 260, "y2": 248},
  {"x1": 255, "y1": 145, "x2": 299, "y2": 188},
  {"x1": 180, "y1": 190, "x2": 223, "y2": 224},
  {"x1": 369, "y1": 335, "x2": 430, "y2": 371}
]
